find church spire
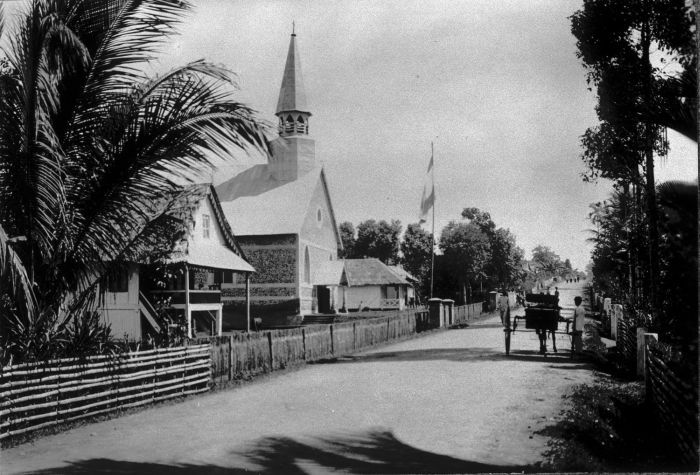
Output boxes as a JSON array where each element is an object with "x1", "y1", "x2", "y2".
[{"x1": 276, "y1": 27, "x2": 311, "y2": 136}]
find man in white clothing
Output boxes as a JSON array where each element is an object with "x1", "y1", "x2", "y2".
[
  {"x1": 572, "y1": 296, "x2": 586, "y2": 355},
  {"x1": 498, "y1": 288, "x2": 511, "y2": 329}
]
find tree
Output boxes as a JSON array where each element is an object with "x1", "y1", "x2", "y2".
[
  {"x1": 587, "y1": 181, "x2": 697, "y2": 361},
  {"x1": 461, "y1": 207, "x2": 524, "y2": 289},
  {"x1": 461, "y1": 207, "x2": 496, "y2": 237},
  {"x1": 400, "y1": 223, "x2": 432, "y2": 300},
  {"x1": 0, "y1": 0, "x2": 267, "y2": 362},
  {"x1": 338, "y1": 221, "x2": 356, "y2": 258},
  {"x1": 439, "y1": 221, "x2": 490, "y2": 304},
  {"x1": 531, "y1": 245, "x2": 566, "y2": 281},
  {"x1": 488, "y1": 228, "x2": 525, "y2": 288},
  {"x1": 570, "y1": 0, "x2": 696, "y2": 312},
  {"x1": 354, "y1": 219, "x2": 402, "y2": 264}
]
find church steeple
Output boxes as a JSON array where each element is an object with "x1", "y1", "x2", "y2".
[{"x1": 276, "y1": 28, "x2": 311, "y2": 136}]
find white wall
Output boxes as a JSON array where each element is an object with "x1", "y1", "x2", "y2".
[
  {"x1": 99, "y1": 264, "x2": 141, "y2": 339},
  {"x1": 187, "y1": 194, "x2": 231, "y2": 264},
  {"x1": 343, "y1": 286, "x2": 383, "y2": 310}
]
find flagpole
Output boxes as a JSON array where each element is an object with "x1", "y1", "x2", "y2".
[{"x1": 430, "y1": 141, "x2": 435, "y2": 299}]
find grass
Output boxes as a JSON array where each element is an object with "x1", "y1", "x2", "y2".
[{"x1": 536, "y1": 372, "x2": 694, "y2": 473}]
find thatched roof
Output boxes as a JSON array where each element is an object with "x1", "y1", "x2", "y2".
[{"x1": 344, "y1": 259, "x2": 409, "y2": 287}]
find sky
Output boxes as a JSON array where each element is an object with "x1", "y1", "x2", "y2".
[{"x1": 3, "y1": 0, "x2": 697, "y2": 269}]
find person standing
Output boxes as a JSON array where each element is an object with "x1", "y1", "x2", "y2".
[
  {"x1": 572, "y1": 296, "x2": 585, "y2": 355},
  {"x1": 498, "y1": 288, "x2": 511, "y2": 329}
]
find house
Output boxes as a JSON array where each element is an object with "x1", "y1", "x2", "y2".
[
  {"x1": 215, "y1": 31, "x2": 343, "y2": 327},
  {"x1": 315, "y1": 259, "x2": 415, "y2": 312},
  {"x1": 98, "y1": 185, "x2": 255, "y2": 339},
  {"x1": 340, "y1": 259, "x2": 414, "y2": 311},
  {"x1": 388, "y1": 265, "x2": 419, "y2": 306}
]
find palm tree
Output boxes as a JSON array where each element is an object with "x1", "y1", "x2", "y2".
[{"x1": 0, "y1": 0, "x2": 268, "y2": 357}]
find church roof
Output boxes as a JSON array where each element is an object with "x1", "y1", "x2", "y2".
[
  {"x1": 276, "y1": 33, "x2": 309, "y2": 114},
  {"x1": 217, "y1": 167, "x2": 337, "y2": 238}
]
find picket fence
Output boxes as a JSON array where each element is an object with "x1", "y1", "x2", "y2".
[
  {"x1": 204, "y1": 311, "x2": 420, "y2": 385},
  {"x1": 0, "y1": 345, "x2": 210, "y2": 440},
  {"x1": 453, "y1": 303, "x2": 485, "y2": 325}
]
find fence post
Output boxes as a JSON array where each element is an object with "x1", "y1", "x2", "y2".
[
  {"x1": 353, "y1": 322, "x2": 356, "y2": 350},
  {"x1": 267, "y1": 332, "x2": 273, "y2": 371},
  {"x1": 228, "y1": 335, "x2": 233, "y2": 382},
  {"x1": 330, "y1": 325, "x2": 334, "y2": 355},
  {"x1": 636, "y1": 327, "x2": 647, "y2": 378},
  {"x1": 643, "y1": 333, "x2": 658, "y2": 402},
  {"x1": 302, "y1": 328, "x2": 307, "y2": 360}
]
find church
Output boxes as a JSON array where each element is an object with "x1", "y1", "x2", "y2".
[{"x1": 216, "y1": 30, "x2": 343, "y2": 328}]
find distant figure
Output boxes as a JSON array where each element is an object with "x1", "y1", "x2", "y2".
[
  {"x1": 572, "y1": 296, "x2": 585, "y2": 355},
  {"x1": 498, "y1": 288, "x2": 510, "y2": 329},
  {"x1": 554, "y1": 287, "x2": 560, "y2": 301}
]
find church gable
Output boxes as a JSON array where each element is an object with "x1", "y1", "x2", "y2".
[{"x1": 300, "y1": 171, "x2": 340, "y2": 254}]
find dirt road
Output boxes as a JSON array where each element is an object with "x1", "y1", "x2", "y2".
[{"x1": 2, "y1": 285, "x2": 596, "y2": 474}]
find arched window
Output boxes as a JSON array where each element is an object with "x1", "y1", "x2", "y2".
[{"x1": 304, "y1": 247, "x2": 311, "y2": 284}]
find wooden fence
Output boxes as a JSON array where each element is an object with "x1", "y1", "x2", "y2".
[
  {"x1": 645, "y1": 338, "x2": 699, "y2": 465},
  {"x1": 1, "y1": 307, "x2": 461, "y2": 440},
  {"x1": 0, "y1": 345, "x2": 210, "y2": 440},
  {"x1": 204, "y1": 311, "x2": 419, "y2": 385},
  {"x1": 453, "y1": 303, "x2": 484, "y2": 325}
]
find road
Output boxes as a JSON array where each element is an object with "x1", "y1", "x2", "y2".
[{"x1": 2, "y1": 284, "x2": 595, "y2": 474}]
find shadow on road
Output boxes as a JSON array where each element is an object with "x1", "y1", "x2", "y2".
[
  {"x1": 27, "y1": 429, "x2": 537, "y2": 474},
  {"x1": 316, "y1": 347, "x2": 594, "y2": 371}
]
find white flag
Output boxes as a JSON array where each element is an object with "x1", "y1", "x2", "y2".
[{"x1": 418, "y1": 155, "x2": 434, "y2": 224}]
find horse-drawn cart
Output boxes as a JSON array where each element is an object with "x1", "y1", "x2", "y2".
[{"x1": 504, "y1": 293, "x2": 572, "y2": 356}]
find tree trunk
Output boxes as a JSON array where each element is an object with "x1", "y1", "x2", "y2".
[{"x1": 641, "y1": 5, "x2": 659, "y2": 318}]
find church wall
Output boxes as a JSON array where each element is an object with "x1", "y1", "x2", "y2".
[
  {"x1": 298, "y1": 177, "x2": 340, "y2": 315},
  {"x1": 221, "y1": 234, "x2": 302, "y2": 328}
]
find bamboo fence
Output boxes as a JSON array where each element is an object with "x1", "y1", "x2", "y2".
[
  {"x1": 645, "y1": 339, "x2": 699, "y2": 465},
  {"x1": 616, "y1": 312, "x2": 637, "y2": 366},
  {"x1": 0, "y1": 344, "x2": 210, "y2": 440}
]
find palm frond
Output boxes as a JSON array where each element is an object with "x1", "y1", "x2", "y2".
[{"x1": 0, "y1": 224, "x2": 36, "y2": 318}]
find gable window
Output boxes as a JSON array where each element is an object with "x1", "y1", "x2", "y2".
[{"x1": 202, "y1": 214, "x2": 211, "y2": 239}]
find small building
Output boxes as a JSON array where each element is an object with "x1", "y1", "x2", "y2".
[
  {"x1": 388, "y1": 265, "x2": 419, "y2": 307},
  {"x1": 98, "y1": 185, "x2": 254, "y2": 339},
  {"x1": 315, "y1": 259, "x2": 414, "y2": 312}
]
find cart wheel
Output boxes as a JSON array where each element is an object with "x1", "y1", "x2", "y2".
[{"x1": 505, "y1": 328, "x2": 511, "y2": 355}]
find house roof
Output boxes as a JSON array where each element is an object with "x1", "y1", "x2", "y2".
[
  {"x1": 313, "y1": 260, "x2": 346, "y2": 286},
  {"x1": 388, "y1": 265, "x2": 418, "y2": 283},
  {"x1": 167, "y1": 246, "x2": 254, "y2": 272},
  {"x1": 216, "y1": 167, "x2": 341, "y2": 247},
  {"x1": 344, "y1": 259, "x2": 409, "y2": 287},
  {"x1": 167, "y1": 184, "x2": 254, "y2": 273}
]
